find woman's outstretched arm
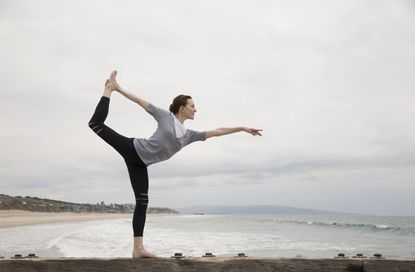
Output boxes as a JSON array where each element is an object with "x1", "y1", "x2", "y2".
[
  {"x1": 205, "y1": 127, "x2": 262, "y2": 139},
  {"x1": 116, "y1": 86, "x2": 150, "y2": 111},
  {"x1": 107, "y1": 70, "x2": 150, "y2": 111}
]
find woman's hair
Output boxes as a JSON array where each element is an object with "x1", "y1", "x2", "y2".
[{"x1": 169, "y1": 94, "x2": 192, "y2": 114}]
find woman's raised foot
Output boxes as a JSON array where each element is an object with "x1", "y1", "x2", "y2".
[{"x1": 104, "y1": 70, "x2": 119, "y2": 92}]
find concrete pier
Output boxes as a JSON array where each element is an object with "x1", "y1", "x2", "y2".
[{"x1": 1, "y1": 257, "x2": 415, "y2": 272}]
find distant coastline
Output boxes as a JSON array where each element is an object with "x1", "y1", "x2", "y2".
[
  {"x1": 177, "y1": 205, "x2": 342, "y2": 215},
  {"x1": 1, "y1": 194, "x2": 350, "y2": 216},
  {"x1": 0, "y1": 194, "x2": 178, "y2": 214}
]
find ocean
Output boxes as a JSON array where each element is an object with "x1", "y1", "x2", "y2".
[{"x1": 1, "y1": 214, "x2": 415, "y2": 259}]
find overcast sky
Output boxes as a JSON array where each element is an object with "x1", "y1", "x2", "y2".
[{"x1": 1, "y1": 0, "x2": 414, "y2": 215}]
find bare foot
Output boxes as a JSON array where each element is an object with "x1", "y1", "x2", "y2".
[
  {"x1": 104, "y1": 70, "x2": 119, "y2": 91},
  {"x1": 132, "y1": 248, "x2": 159, "y2": 258}
]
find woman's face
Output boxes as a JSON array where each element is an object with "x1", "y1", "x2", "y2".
[{"x1": 181, "y1": 99, "x2": 197, "y2": 120}]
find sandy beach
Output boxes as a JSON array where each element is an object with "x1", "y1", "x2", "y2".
[{"x1": 0, "y1": 210, "x2": 132, "y2": 229}]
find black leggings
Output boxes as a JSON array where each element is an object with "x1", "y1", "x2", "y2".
[{"x1": 88, "y1": 96, "x2": 148, "y2": 237}]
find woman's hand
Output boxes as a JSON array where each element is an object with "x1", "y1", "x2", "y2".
[{"x1": 243, "y1": 127, "x2": 263, "y2": 136}]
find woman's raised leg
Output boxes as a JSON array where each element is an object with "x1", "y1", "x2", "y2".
[{"x1": 88, "y1": 72, "x2": 133, "y2": 158}]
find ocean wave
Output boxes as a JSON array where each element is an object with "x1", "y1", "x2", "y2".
[
  {"x1": 46, "y1": 219, "x2": 133, "y2": 257},
  {"x1": 273, "y1": 219, "x2": 414, "y2": 234}
]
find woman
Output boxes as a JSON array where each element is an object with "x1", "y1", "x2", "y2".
[{"x1": 88, "y1": 71, "x2": 262, "y2": 258}]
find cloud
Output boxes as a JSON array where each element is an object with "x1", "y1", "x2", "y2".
[{"x1": 1, "y1": 0, "x2": 414, "y2": 215}]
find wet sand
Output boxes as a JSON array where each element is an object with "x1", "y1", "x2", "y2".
[{"x1": 0, "y1": 210, "x2": 132, "y2": 229}]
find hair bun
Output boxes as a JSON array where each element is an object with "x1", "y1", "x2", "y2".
[{"x1": 169, "y1": 94, "x2": 192, "y2": 114}]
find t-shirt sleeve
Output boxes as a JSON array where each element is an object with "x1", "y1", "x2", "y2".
[
  {"x1": 187, "y1": 129, "x2": 207, "y2": 143},
  {"x1": 146, "y1": 104, "x2": 170, "y2": 122}
]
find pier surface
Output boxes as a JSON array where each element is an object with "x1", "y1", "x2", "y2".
[{"x1": 1, "y1": 257, "x2": 415, "y2": 272}]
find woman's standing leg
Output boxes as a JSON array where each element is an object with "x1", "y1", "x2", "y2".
[{"x1": 124, "y1": 160, "x2": 157, "y2": 258}]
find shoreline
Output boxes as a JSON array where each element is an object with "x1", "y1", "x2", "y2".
[{"x1": 0, "y1": 210, "x2": 133, "y2": 229}]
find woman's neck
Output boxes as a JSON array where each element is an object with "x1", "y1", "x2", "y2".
[{"x1": 174, "y1": 113, "x2": 186, "y2": 124}]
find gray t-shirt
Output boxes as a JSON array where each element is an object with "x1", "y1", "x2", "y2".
[{"x1": 133, "y1": 104, "x2": 206, "y2": 166}]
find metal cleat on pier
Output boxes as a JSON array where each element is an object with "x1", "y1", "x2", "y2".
[
  {"x1": 171, "y1": 252, "x2": 185, "y2": 259},
  {"x1": 370, "y1": 253, "x2": 385, "y2": 259},
  {"x1": 352, "y1": 253, "x2": 367, "y2": 258},
  {"x1": 335, "y1": 253, "x2": 348, "y2": 258},
  {"x1": 11, "y1": 254, "x2": 24, "y2": 259},
  {"x1": 202, "y1": 252, "x2": 215, "y2": 257}
]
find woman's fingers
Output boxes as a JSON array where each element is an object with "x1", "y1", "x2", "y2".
[
  {"x1": 254, "y1": 128, "x2": 262, "y2": 136},
  {"x1": 247, "y1": 128, "x2": 262, "y2": 136}
]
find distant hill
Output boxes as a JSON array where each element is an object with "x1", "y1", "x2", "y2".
[
  {"x1": 176, "y1": 205, "x2": 341, "y2": 215},
  {"x1": 0, "y1": 194, "x2": 178, "y2": 214}
]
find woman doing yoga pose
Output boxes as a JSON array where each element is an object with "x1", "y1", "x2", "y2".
[{"x1": 88, "y1": 71, "x2": 262, "y2": 258}]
